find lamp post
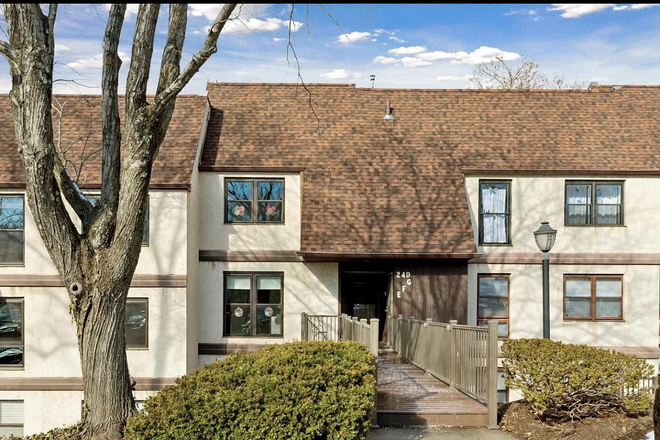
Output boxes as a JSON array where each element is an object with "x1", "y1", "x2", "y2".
[{"x1": 534, "y1": 221, "x2": 557, "y2": 339}]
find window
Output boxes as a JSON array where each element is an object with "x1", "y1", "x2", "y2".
[
  {"x1": 479, "y1": 181, "x2": 510, "y2": 244},
  {"x1": 0, "y1": 299, "x2": 23, "y2": 367},
  {"x1": 0, "y1": 196, "x2": 24, "y2": 265},
  {"x1": 224, "y1": 273, "x2": 283, "y2": 337},
  {"x1": 125, "y1": 299, "x2": 148, "y2": 349},
  {"x1": 564, "y1": 275, "x2": 623, "y2": 320},
  {"x1": 477, "y1": 275, "x2": 509, "y2": 337},
  {"x1": 225, "y1": 179, "x2": 284, "y2": 223},
  {"x1": 565, "y1": 181, "x2": 623, "y2": 225},
  {"x1": 86, "y1": 195, "x2": 149, "y2": 245},
  {"x1": 0, "y1": 400, "x2": 23, "y2": 438},
  {"x1": 497, "y1": 370, "x2": 508, "y2": 404}
]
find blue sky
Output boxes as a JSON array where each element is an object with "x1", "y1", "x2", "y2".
[{"x1": 1, "y1": 4, "x2": 660, "y2": 94}]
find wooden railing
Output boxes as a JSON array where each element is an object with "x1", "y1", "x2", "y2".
[{"x1": 387, "y1": 314, "x2": 499, "y2": 429}]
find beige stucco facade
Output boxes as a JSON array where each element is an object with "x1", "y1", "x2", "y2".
[{"x1": 464, "y1": 175, "x2": 660, "y2": 352}]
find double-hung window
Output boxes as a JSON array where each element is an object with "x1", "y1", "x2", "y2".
[
  {"x1": 565, "y1": 181, "x2": 623, "y2": 225},
  {"x1": 564, "y1": 275, "x2": 623, "y2": 320},
  {"x1": 0, "y1": 196, "x2": 24, "y2": 265},
  {"x1": 0, "y1": 299, "x2": 23, "y2": 367},
  {"x1": 479, "y1": 181, "x2": 510, "y2": 245},
  {"x1": 477, "y1": 275, "x2": 509, "y2": 337},
  {"x1": 124, "y1": 298, "x2": 148, "y2": 349},
  {"x1": 224, "y1": 273, "x2": 283, "y2": 337},
  {"x1": 0, "y1": 400, "x2": 23, "y2": 438},
  {"x1": 225, "y1": 179, "x2": 284, "y2": 223}
]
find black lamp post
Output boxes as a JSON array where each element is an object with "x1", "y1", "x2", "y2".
[{"x1": 534, "y1": 221, "x2": 557, "y2": 339}]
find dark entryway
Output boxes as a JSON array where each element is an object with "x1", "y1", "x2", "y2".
[{"x1": 340, "y1": 271, "x2": 389, "y2": 340}]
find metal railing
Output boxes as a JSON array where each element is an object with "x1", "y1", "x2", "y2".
[{"x1": 387, "y1": 314, "x2": 499, "y2": 429}]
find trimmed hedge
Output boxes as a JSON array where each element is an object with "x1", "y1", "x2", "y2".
[
  {"x1": 502, "y1": 338, "x2": 654, "y2": 421},
  {"x1": 125, "y1": 340, "x2": 377, "y2": 440}
]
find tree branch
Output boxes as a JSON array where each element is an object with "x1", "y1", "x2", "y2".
[
  {"x1": 151, "y1": 4, "x2": 237, "y2": 115},
  {"x1": 125, "y1": 4, "x2": 159, "y2": 115}
]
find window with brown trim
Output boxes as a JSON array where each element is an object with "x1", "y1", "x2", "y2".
[
  {"x1": 477, "y1": 274, "x2": 509, "y2": 337},
  {"x1": 478, "y1": 181, "x2": 510, "y2": 245},
  {"x1": 0, "y1": 196, "x2": 24, "y2": 265},
  {"x1": 87, "y1": 194, "x2": 149, "y2": 245},
  {"x1": 125, "y1": 298, "x2": 148, "y2": 349},
  {"x1": 564, "y1": 275, "x2": 623, "y2": 320},
  {"x1": 224, "y1": 272, "x2": 283, "y2": 337},
  {"x1": 225, "y1": 179, "x2": 284, "y2": 223},
  {"x1": 565, "y1": 181, "x2": 623, "y2": 226},
  {"x1": 0, "y1": 298, "x2": 23, "y2": 367}
]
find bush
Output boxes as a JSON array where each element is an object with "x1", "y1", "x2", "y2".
[
  {"x1": 502, "y1": 338, "x2": 654, "y2": 421},
  {"x1": 125, "y1": 340, "x2": 377, "y2": 440}
]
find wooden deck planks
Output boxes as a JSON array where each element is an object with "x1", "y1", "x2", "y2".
[{"x1": 376, "y1": 349, "x2": 488, "y2": 426}]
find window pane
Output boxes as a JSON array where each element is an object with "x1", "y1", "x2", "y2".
[
  {"x1": 0, "y1": 198, "x2": 23, "y2": 230},
  {"x1": 257, "y1": 201, "x2": 282, "y2": 222},
  {"x1": 478, "y1": 277, "x2": 508, "y2": 297},
  {"x1": 482, "y1": 214, "x2": 507, "y2": 243},
  {"x1": 0, "y1": 231, "x2": 24, "y2": 265},
  {"x1": 596, "y1": 184, "x2": 621, "y2": 204},
  {"x1": 596, "y1": 299, "x2": 622, "y2": 318},
  {"x1": 566, "y1": 184, "x2": 591, "y2": 205},
  {"x1": 565, "y1": 278, "x2": 591, "y2": 297},
  {"x1": 477, "y1": 320, "x2": 508, "y2": 337},
  {"x1": 125, "y1": 301, "x2": 147, "y2": 348},
  {"x1": 595, "y1": 205, "x2": 620, "y2": 225},
  {"x1": 226, "y1": 201, "x2": 252, "y2": 222},
  {"x1": 226, "y1": 276, "x2": 251, "y2": 302},
  {"x1": 481, "y1": 183, "x2": 508, "y2": 244},
  {"x1": 566, "y1": 205, "x2": 590, "y2": 225},
  {"x1": 257, "y1": 181, "x2": 283, "y2": 201},
  {"x1": 226, "y1": 181, "x2": 253, "y2": 201},
  {"x1": 0, "y1": 348, "x2": 22, "y2": 365},
  {"x1": 596, "y1": 278, "x2": 622, "y2": 297},
  {"x1": 257, "y1": 276, "x2": 282, "y2": 303},
  {"x1": 478, "y1": 298, "x2": 508, "y2": 318},
  {"x1": 565, "y1": 298, "x2": 591, "y2": 318},
  {"x1": 256, "y1": 305, "x2": 282, "y2": 335},
  {"x1": 0, "y1": 302, "x2": 21, "y2": 344},
  {"x1": 225, "y1": 304, "x2": 250, "y2": 336}
]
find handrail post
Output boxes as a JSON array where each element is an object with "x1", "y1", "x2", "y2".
[
  {"x1": 449, "y1": 320, "x2": 457, "y2": 388},
  {"x1": 487, "y1": 320, "x2": 499, "y2": 429},
  {"x1": 301, "y1": 312, "x2": 308, "y2": 341},
  {"x1": 397, "y1": 315, "x2": 403, "y2": 353},
  {"x1": 370, "y1": 318, "x2": 380, "y2": 427},
  {"x1": 370, "y1": 318, "x2": 379, "y2": 357},
  {"x1": 424, "y1": 318, "x2": 433, "y2": 373}
]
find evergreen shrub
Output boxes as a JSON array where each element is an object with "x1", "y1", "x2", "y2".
[
  {"x1": 124, "y1": 340, "x2": 377, "y2": 440},
  {"x1": 502, "y1": 338, "x2": 654, "y2": 421}
]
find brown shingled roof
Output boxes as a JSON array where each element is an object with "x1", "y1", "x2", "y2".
[
  {"x1": 202, "y1": 83, "x2": 660, "y2": 256},
  {"x1": 0, "y1": 94, "x2": 209, "y2": 188}
]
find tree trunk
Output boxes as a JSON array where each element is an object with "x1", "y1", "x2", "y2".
[{"x1": 78, "y1": 281, "x2": 135, "y2": 439}]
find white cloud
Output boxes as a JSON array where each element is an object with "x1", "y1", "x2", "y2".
[
  {"x1": 415, "y1": 46, "x2": 520, "y2": 65},
  {"x1": 55, "y1": 44, "x2": 70, "y2": 55},
  {"x1": 400, "y1": 57, "x2": 433, "y2": 68},
  {"x1": 389, "y1": 46, "x2": 427, "y2": 56},
  {"x1": 614, "y1": 4, "x2": 660, "y2": 11},
  {"x1": 273, "y1": 37, "x2": 285, "y2": 42},
  {"x1": 319, "y1": 69, "x2": 362, "y2": 80},
  {"x1": 547, "y1": 4, "x2": 615, "y2": 18},
  {"x1": 188, "y1": 4, "x2": 302, "y2": 35},
  {"x1": 373, "y1": 56, "x2": 399, "y2": 65},
  {"x1": 417, "y1": 51, "x2": 460, "y2": 61},
  {"x1": 436, "y1": 75, "x2": 472, "y2": 81},
  {"x1": 389, "y1": 36, "x2": 405, "y2": 43},
  {"x1": 337, "y1": 32, "x2": 372, "y2": 44},
  {"x1": 67, "y1": 51, "x2": 130, "y2": 71}
]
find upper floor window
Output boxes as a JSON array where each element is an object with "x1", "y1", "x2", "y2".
[
  {"x1": 564, "y1": 275, "x2": 622, "y2": 320},
  {"x1": 477, "y1": 274, "x2": 509, "y2": 337},
  {"x1": 0, "y1": 196, "x2": 24, "y2": 265},
  {"x1": 0, "y1": 299, "x2": 23, "y2": 367},
  {"x1": 479, "y1": 181, "x2": 510, "y2": 245},
  {"x1": 125, "y1": 298, "x2": 148, "y2": 349},
  {"x1": 224, "y1": 272, "x2": 283, "y2": 337},
  {"x1": 225, "y1": 179, "x2": 284, "y2": 223},
  {"x1": 565, "y1": 182, "x2": 623, "y2": 226}
]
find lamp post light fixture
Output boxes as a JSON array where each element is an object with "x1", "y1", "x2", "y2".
[{"x1": 534, "y1": 221, "x2": 557, "y2": 339}]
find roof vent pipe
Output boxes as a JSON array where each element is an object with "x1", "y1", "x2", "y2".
[{"x1": 384, "y1": 100, "x2": 394, "y2": 120}]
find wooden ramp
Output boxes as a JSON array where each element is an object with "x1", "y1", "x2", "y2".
[{"x1": 377, "y1": 346, "x2": 489, "y2": 427}]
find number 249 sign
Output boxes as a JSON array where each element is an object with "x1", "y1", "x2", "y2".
[{"x1": 396, "y1": 271, "x2": 412, "y2": 298}]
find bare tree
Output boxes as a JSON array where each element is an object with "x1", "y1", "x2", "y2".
[
  {"x1": 470, "y1": 55, "x2": 585, "y2": 90},
  {"x1": 0, "y1": 4, "x2": 237, "y2": 439}
]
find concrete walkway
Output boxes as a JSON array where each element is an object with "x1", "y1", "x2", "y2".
[{"x1": 367, "y1": 426, "x2": 521, "y2": 439}]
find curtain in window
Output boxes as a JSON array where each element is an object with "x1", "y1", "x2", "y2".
[
  {"x1": 481, "y1": 185, "x2": 507, "y2": 243},
  {"x1": 595, "y1": 184, "x2": 621, "y2": 225},
  {"x1": 566, "y1": 184, "x2": 591, "y2": 225}
]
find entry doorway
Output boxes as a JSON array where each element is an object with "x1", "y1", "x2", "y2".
[{"x1": 340, "y1": 271, "x2": 389, "y2": 340}]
